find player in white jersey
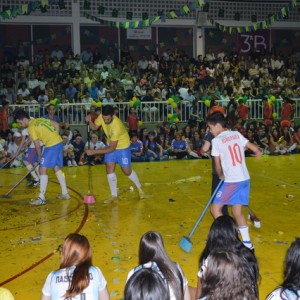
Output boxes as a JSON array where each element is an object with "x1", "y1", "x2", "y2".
[
  {"x1": 207, "y1": 112, "x2": 262, "y2": 251},
  {"x1": 41, "y1": 233, "x2": 109, "y2": 300}
]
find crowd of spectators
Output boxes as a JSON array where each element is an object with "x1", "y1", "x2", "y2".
[
  {"x1": 1, "y1": 44, "x2": 300, "y2": 168},
  {"x1": 33, "y1": 221, "x2": 300, "y2": 299}
]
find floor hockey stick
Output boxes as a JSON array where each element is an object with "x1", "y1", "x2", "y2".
[
  {"x1": 2, "y1": 168, "x2": 34, "y2": 198},
  {"x1": 179, "y1": 180, "x2": 224, "y2": 253}
]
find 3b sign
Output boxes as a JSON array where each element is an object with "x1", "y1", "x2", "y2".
[{"x1": 239, "y1": 33, "x2": 268, "y2": 53}]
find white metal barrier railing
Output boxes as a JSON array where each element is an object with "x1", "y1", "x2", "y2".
[{"x1": 9, "y1": 98, "x2": 300, "y2": 126}]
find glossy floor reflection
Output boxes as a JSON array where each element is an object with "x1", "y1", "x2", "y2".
[{"x1": 0, "y1": 155, "x2": 299, "y2": 299}]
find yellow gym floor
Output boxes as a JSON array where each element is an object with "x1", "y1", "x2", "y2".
[{"x1": 0, "y1": 155, "x2": 299, "y2": 299}]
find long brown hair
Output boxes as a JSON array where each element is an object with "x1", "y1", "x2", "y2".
[
  {"x1": 139, "y1": 231, "x2": 184, "y2": 300},
  {"x1": 201, "y1": 250, "x2": 257, "y2": 300},
  {"x1": 60, "y1": 233, "x2": 92, "y2": 299}
]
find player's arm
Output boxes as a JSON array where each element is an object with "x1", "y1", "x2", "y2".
[
  {"x1": 33, "y1": 140, "x2": 42, "y2": 162},
  {"x1": 200, "y1": 140, "x2": 211, "y2": 157},
  {"x1": 85, "y1": 114, "x2": 100, "y2": 131},
  {"x1": 86, "y1": 140, "x2": 118, "y2": 156},
  {"x1": 214, "y1": 155, "x2": 224, "y2": 180},
  {"x1": 246, "y1": 141, "x2": 262, "y2": 157}
]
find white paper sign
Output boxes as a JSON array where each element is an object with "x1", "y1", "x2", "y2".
[{"x1": 127, "y1": 28, "x2": 152, "y2": 40}]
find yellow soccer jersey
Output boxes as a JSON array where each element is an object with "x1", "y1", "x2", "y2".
[
  {"x1": 95, "y1": 115, "x2": 130, "y2": 149},
  {"x1": 28, "y1": 118, "x2": 62, "y2": 147}
]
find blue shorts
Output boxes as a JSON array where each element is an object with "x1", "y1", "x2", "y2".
[
  {"x1": 214, "y1": 180, "x2": 250, "y2": 206},
  {"x1": 40, "y1": 142, "x2": 63, "y2": 168},
  {"x1": 24, "y1": 147, "x2": 40, "y2": 164},
  {"x1": 104, "y1": 147, "x2": 131, "y2": 168}
]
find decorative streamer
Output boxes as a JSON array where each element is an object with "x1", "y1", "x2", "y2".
[
  {"x1": 213, "y1": 1, "x2": 298, "y2": 34},
  {"x1": 0, "y1": 0, "x2": 298, "y2": 35}
]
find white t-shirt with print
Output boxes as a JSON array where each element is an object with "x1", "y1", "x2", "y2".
[{"x1": 42, "y1": 266, "x2": 107, "y2": 300}]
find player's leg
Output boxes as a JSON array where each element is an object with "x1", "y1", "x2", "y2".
[
  {"x1": 117, "y1": 148, "x2": 144, "y2": 199},
  {"x1": 231, "y1": 204, "x2": 254, "y2": 250},
  {"x1": 55, "y1": 165, "x2": 69, "y2": 199},
  {"x1": 29, "y1": 146, "x2": 51, "y2": 204},
  {"x1": 29, "y1": 165, "x2": 48, "y2": 205},
  {"x1": 23, "y1": 148, "x2": 40, "y2": 186},
  {"x1": 210, "y1": 203, "x2": 224, "y2": 219},
  {"x1": 53, "y1": 143, "x2": 69, "y2": 199},
  {"x1": 211, "y1": 173, "x2": 228, "y2": 215},
  {"x1": 106, "y1": 161, "x2": 118, "y2": 198}
]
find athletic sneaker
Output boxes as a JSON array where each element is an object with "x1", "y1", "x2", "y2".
[
  {"x1": 56, "y1": 193, "x2": 71, "y2": 200},
  {"x1": 29, "y1": 197, "x2": 46, "y2": 206},
  {"x1": 72, "y1": 159, "x2": 77, "y2": 166},
  {"x1": 138, "y1": 188, "x2": 144, "y2": 199},
  {"x1": 67, "y1": 160, "x2": 72, "y2": 167},
  {"x1": 103, "y1": 196, "x2": 118, "y2": 204}
]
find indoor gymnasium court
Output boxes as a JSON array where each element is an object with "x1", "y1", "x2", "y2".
[{"x1": 0, "y1": 155, "x2": 299, "y2": 299}]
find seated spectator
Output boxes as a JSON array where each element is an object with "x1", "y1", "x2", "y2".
[
  {"x1": 100, "y1": 66, "x2": 109, "y2": 81},
  {"x1": 126, "y1": 231, "x2": 191, "y2": 300},
  {"x1": 0, "y1": 144, "x2": 10, "y2": 168},
  {"x1": 281, "y1": 126, "x2": 297, "y2": 153},
  {"x1": 169, "y1": 133, "x2": 189, "y2": 159},
  {"x1": 103, "y1": 55, "x2": 114, "y2": 69},
  {"x1": 156, "y1": 133, "x2": 171, "y2": 156},
  {"x1": 144, "y1": 131, "x2": 163, "y2": 161},
  {"x1": 37, "y1": 90, "x2": 49, "y2": 109},
  {"x1": 81, "y1": 91, "x2": 93, "y2": 112},
  {"x1": 195, "y1": 216, "x2": 259, "y2": 299},
  {"x1": 80, "y1": 48, "x2": 93, "y2": 65},
  {"x1": 88, "y1": 82, "x2": 100, "y2": 101},
  {"x1": 71, "y1": 135, "x2": 85, "y2": 163},
  {"x1": 199, "y1": 250, "x2": 257, "y2": 300},
  {"x1": 79, "y1": 133, "x2": 105, "y2": 166},
  {"x1": 254, "y1": 126, "x2": 269, "y2": 153},
  {"x1": 102, "y1": 92, "x2": 115, "y2": 105},
  {"x1": 62, "y1": 135, "x2": 77, "y2": 167},
  {"x1": 40, "y1": 233, "x2": 109, "y2": 300},
  {"x1": 267, "y1": 238, "x2": 300, "y2": 300},
  {"x1": 190, "y1": 130, "x2": 204, "y2": 156},
  {"x1": 129, "y1": 131, "x2": 145, "y2": 162},
  {"x1": 7, "y1": 131, "x2": 24, "y2": 168},
  {"x1": 124, "y1": 265, "x2": 170, "y2": 300},
  {"x1": 292, "y1": 126, "x2": 300, "y2": 152},
  {"x1": 269, "y1": 127, "x2": 287, "y2": 155},
  {"x1": 17, "y1": 83, "x2": 30, "y2": 103},
  {"x1": 64, "y1": 82, "x2": 77, "y2": 102},
  {"x1": 50, "y1": 45, "x2": 64, "y2": 61}
]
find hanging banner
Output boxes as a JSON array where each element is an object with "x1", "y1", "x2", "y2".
[{"x1": 126, "y1": 28, "x2": 152, "y2": 40}]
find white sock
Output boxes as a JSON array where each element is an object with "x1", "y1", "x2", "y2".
[
  {"x1": 239, "y1": 225, "x2": 253, "y2": 249},
  {"x1": 189, "y1": 151, "x2": 199, "y2": 158},
  {"x1": 107, "y1": 173, "x2": 118, "y2": 197},
  {"x1": 39, "y1": 174, "x2": 48, "y2": 199},
  {"x1": 26, "y1": 164, "x2": 39, "y2": 181},
  {"x1": 56, "y1": 170, "x2": 68, "y2": 195},
  {"x1": 128, "y1": 170, "x2": 142, "y2": 189}
]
